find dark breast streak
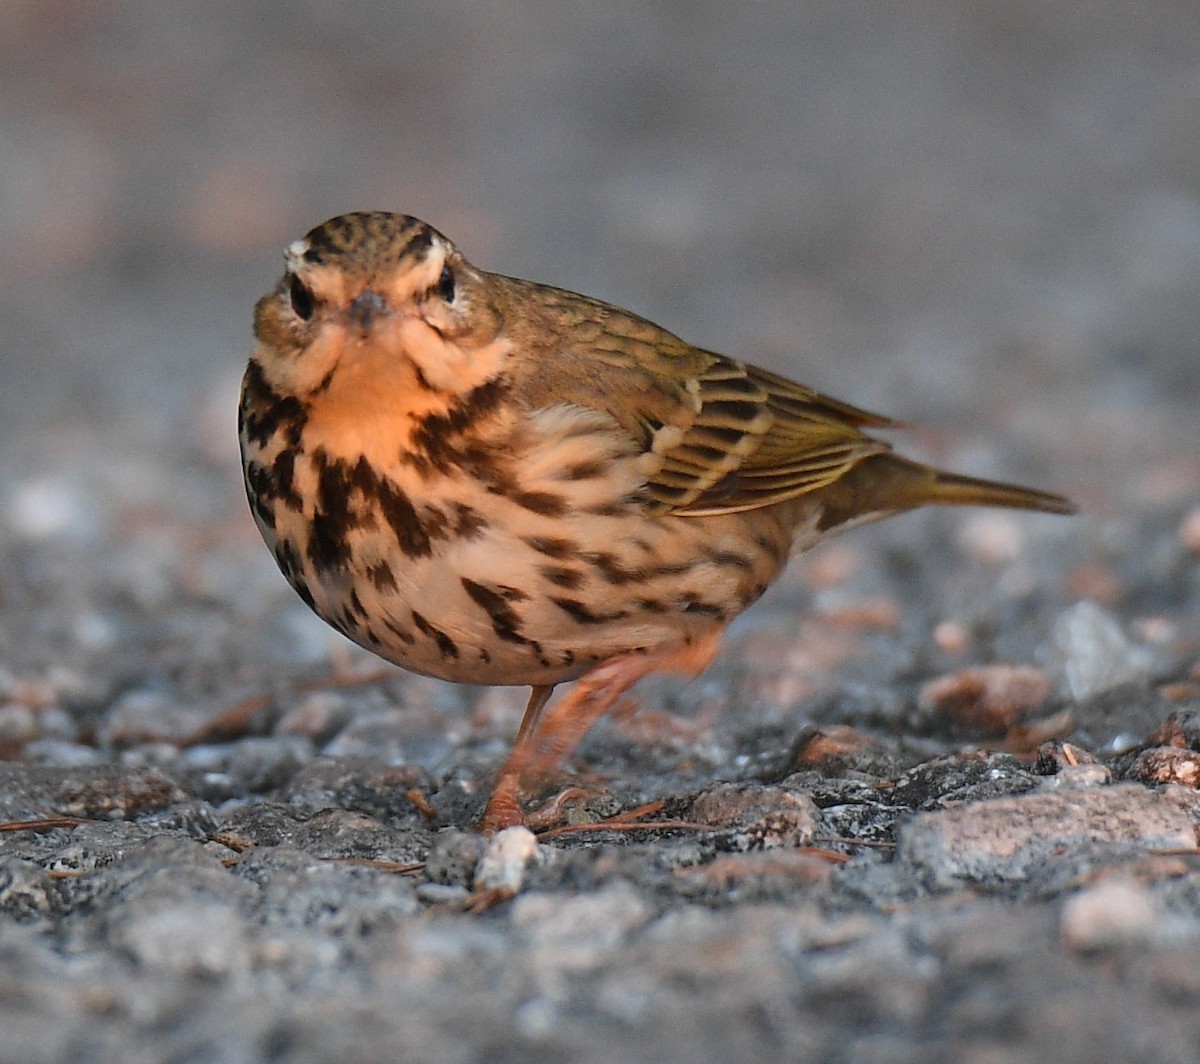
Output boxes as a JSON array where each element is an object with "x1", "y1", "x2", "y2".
[
  {"x1": 242, "y1": 358, "x2": 795, "y2": 686},
  {"x1": 306, "y1": 448, "x2": 439, "y2": 570}
]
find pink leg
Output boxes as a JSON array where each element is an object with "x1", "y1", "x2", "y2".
[
  {"x1": 479, "y1": 633, "x2": 722, "y2": 833},
  {"x1": 480, "y1": 684, "x2": 554, "y2": 833}
]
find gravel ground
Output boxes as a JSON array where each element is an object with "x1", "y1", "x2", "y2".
[{"x1": 2, "y1": 4, "x2": 1199, "y2": 1063}]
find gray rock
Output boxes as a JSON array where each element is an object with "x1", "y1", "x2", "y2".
[{"x1": 898, "y1": 784, "x2": 1200, "y2": 890}]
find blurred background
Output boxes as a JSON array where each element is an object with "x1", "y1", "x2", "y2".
[
  {"x1": 3, "y1": 1, "x2": 1197, "y2": 479},
  {"x1": 0, "y1": 2, "x2": 1196, "y2": 694}
]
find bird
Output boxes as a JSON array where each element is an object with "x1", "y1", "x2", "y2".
[{"x1": 239, "y1": 210, "x2": 1074, "y2": 832}]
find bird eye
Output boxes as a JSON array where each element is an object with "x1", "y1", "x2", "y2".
[
  {"x1": 435, "y1": 264, "x2": 456, "y2": 303},
  {"x1": 288, "y1": 274, "x2": 315, "y2": 321}
]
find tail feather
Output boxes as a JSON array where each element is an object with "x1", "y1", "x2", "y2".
[
  {"x1": 915, "y1": 466, "x2": 1076, "y2": 515},
  {"x1": 816, "y1": 453, "x2": 1075, "y2": 532}
]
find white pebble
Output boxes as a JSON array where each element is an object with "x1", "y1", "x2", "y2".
[{"x1": 473, "y1": 826, "x2": 539, "y2": 895}]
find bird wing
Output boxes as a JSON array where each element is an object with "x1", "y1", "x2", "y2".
[
  {"x1": 501, "y1": 276, "x2": 898, "y2": 518},
  {"x1": 632, "y1": 354, "x2": 897, "y2": 516}
]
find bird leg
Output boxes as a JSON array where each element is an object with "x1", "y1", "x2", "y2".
[
  {"x1": 514, "y1": 683, "x2": 556, "y2": 745},
  {"x1": 479, "y1": 632, "x2": 722, "y2": 833}
]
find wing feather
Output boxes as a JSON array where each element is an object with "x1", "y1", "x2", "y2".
[
  {"x1": 641, "y1": 354, "x2": 894, "y2": 516},
  {"x1": 495, "y1": 274, "x2": 896, "y2": 518}
]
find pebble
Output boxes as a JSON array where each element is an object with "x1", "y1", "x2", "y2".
[
  {"x1": 690, "y1": 783, "x2": 819, "y2": 851},
  {"x1": 425, "y1": 829, "x2": 485, "y2": 887},
  {"x1": 898, "y1": 785, "x2": 1199, "y2": 890},
  {"x1": 919, "y1": 664, "x2": 1050, "y2": 733},
  {"x1": 1060, "y1": 877, "x2": 1158, "y2": 951},
  {"x1": 472, "y1": 826, "x2": 539, "y2": 897},
  {"x1": 173, "y1": 737, "x2": 314, "y2": 799},
  {"x1": 1051, "y1": 600, "x2": 1150, "y2": 699},
  {"x1": 323, "y1": 708, "x2": 411, "y2": 764},
  {"x1": 1127, "y1": 746, "x2": 1200, "y2": 788},
  {"x1": 511, "y1": 881, "x2": 654, "y2": 970},
  {"x1": 33, "y1": 706, "x2": 80, "y2": 742},
  {"x1": 415, "y1": 883, "x2": 471, "y2": 906},
  {"x1": 98, "y1": 689, "x2": 210, "y2": 747},
  {"x1": 932, "y1": 620, "x2": 970, "y2": 654},
  {"x1": 111, "y1": 897, "x2": 253, "y2": 976},
  {"x1": 21, "y1": 740, "x2": 103, "y2": 766},
  {"x1": 1041, "y1": 762, "x2": 1113, "y2": 790},
  {"x1": 275, "y1": 691, "x2": 354, "y2": 741}
]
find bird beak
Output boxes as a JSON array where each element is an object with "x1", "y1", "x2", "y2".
[{"x1": 347, "y1": 288, "x2": 388, "y2": 331}]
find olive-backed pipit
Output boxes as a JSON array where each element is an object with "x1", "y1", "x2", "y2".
[{"x1": 240, "y1": 212, "x2": 1073, "y2": 831}]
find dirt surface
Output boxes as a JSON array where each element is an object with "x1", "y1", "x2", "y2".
[{"x1": 2, "y1": 4, "x2": 1199, "y2": 1063}]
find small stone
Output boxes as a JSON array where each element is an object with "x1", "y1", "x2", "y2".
[
  {"x1": 425, "y1": 829, "x2": 485, "y2": 887},
  {"x1": 1051, "y1": 600, "x2": 1150, "y2": 699},
  {"x1": 818, "y1": 597, "x2": 900, "y2": 631},
  {"x1": 472, "y1": 826, "x2": 539, "y2": 896},
  {"x1": 0, "y1": 858, "x2": 54, "y2": 916},
  {"x1": 788, "y1": 725, "x2": 878, "y2": 767},
  {"x1": 111, "y1": 897, "x2": 252, "y2": 976},
  {"x1": 0, "y1": 765, "x2": 188, "y2": 822},
  {"x1": 675, "y1": 850, "x2": 835, "y2": 892},
  {"x1": 690, "y1": 783, "x2": 819, "y2": 851},
  {"x1": 99, "y1": 689, "x2": 211, "y2": 746},
  {"x1": 1127, "y1": 747, "x2": 1200, "y2": 788},
  {"x1": 1041, "y1": 762, "x2": 1113, "y2": 790},
  {"x1": 510, "y1": 881, "x2": 653, "y2": 970},
  {"x1": 72, "y1": 610, "x2": 118, "y2": 651},
  {"x1": 280, "y1": 756, "x2": 428, "y2": 820},
  {"x1": 1061, "y1": 877, "x2": 1157, "y2": 951},
  {"x1": 323, "y1": 708, "x2": 411, "y2": 765},
  {"x1": 415, "y1": 882, "x2": 471, "y2": 906},
  {"x1": 275, "y1": 692, "x2": 353, "y2": 741},
  {"x1": 898, "y1": 784, "x2": 1199, "y2": 890},
  {"x1": 174, "y1": 737, "x2": 313, "y2": 800},
  {"x1": 920, "y1": 664, "x2": 1050, "y2": 734},
  {"x1": 1146, "y1": 711, "x2": 1200, "y2": 747},
  {"x1": 21, "y1": 741, "x2": 103, "y2": 767},
  {"x1": 1067, "y1": 564, "x2": 1121, "y2": 605},
  {"x1": 33, "y1": 706, "x2": 79, "y2": 741},
  {"x1": 1035, "y1": 742, "x2": 1112, "y2": 790},
  {"x1": 1034, "y1": 741, "x2": 1101, "y2": 774}
]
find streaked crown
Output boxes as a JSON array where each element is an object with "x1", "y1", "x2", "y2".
[{"x1": 288, "y1": 211, "x2": 445, "y2": 276}]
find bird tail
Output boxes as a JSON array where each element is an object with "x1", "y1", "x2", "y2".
[
  {"x1": 816, "y1": 453, "x2": 1075, "y2": 533},
  {"x1": 908, "y1": 463, "x2": 1076, "y2": 514}
]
